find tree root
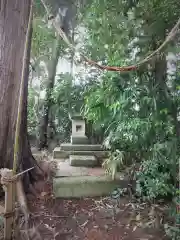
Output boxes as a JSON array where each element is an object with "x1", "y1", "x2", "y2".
[
  {"x1": 15, "y1": 179, "x2": 42, "y2": 240},
  {"x1": 16, "y1": 180, "x2": 30, "y2": 229}
]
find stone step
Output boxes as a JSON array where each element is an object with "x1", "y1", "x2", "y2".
[
  {"x1": 60, "y1": 143, "x2": 103, "y2": 152},
  {"x1": 69, "y1": 155, "x2": 98, "y2": 167},
  {"x1": 53, "y1": 175, "x2": 129, "y2": 198},
  {"x1": 53, "y1": 148, "x2": 109, "y2": 160},
  {"x1": 53, "y1": 162, "x2": 135, "y2": 198}
]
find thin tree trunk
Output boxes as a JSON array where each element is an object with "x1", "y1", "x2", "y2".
[
  {"x1": 70, "y1": 27, "x2": 75, "y2": 76},
  {"x1": 0, "y1": 0, "x2": 36, "y2": 192},
  {"x1": 38, "y1": 38, "x2": 61, "y2": 149},
  {"x1": 154, "y1": 52, "x2": 180, "y2": 139}
]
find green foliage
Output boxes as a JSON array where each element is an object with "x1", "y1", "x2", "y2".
[
  {"x1": 51, "y1": 73, "x2": 87, "y2": 141},
  {"x1": 81, "y1": 2, "x2": 180, "y2": 238},
  {"x1": 82, "y1": 0, "x2": 180, "y2": 193},
  {"x1": 136, "y1": 140, "x2": 178, "y2": 200},
  {"x1": 164, "y1": 191, "x2": 180, "y2": 240},
  {"x1": 32, "y1": 18, "x2": 55, "y2": 59}
]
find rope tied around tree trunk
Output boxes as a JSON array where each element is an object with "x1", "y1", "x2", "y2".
[
  {"x1": 3, "y1": 210, "x2": 15, "y2": 218},
  {"x1": 0, "y1": 167, "x2": 34, "y2": 185}
]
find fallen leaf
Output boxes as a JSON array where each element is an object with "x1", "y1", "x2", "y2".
[
  {"x1": 41, "y1": 192, "x2": 48, "y2": 197},
  {"x1": 104, "y1": 224, "x2": 108, "y2": 230},
  {"x1": 80, "y1": 220, "x2": 88, "y2": 228},
  {"x1": 136, "y1": 213, "x2": 141, "y2": 221},
  {"x1": 93, "y1": 225, "x2": 98, "y2": 228},
  {"x1": 132, "y1": 225, "x2": 137, "y2": 232}
]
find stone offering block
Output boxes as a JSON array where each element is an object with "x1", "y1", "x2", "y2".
[
  {"x1": 69, "y1": 155, "x2": 98, "y2": 167},
  {"x1": 53, "y1": 175, "x2": 131, "y2": 198}
]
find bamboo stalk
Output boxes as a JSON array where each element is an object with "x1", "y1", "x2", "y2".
[{"x1": 0, "y1": 169, "x2": 15, "y2": 240}]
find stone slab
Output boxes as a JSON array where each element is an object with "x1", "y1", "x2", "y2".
[
  {"x1": 69, "y1": 155, "x2": 97, "y2": 167},
  {"x1": 60, "y1": 143, "x2": 103, "y2": 152},
  {"x1": 53, "y1": 175, "x2": 131, "y2": 198},
  {"x1": 53, "y1": 148, "x2": 109, "y2": 160},
  {"x1": 71, "y1": 136, "x2": 89, "y2": 144},
  {"x1": 55, "y1": 161, "x2": 107, "y2": 177}
]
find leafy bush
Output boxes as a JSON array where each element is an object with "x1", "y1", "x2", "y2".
[
  {"x1": 136, "y1": 140, "x2": 178, "y2": 200},
  {"x1": 164, "y1": 191, "x2": 180, "y2": 240}
]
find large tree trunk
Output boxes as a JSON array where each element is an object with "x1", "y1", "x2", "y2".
[
  {"x1": 0, "y1": 0, "x2": 36, "y2": 191},
  {"x1": 38, "y1": 38, "x2": 61, "y2": 149}
]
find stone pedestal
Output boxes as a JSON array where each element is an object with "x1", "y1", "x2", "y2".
[
  {"x1": 60, "y1": 143, "x2": 102, "y2": 152},
  {"x1": 71, "y1": 136, "x2": 89, "y2": 144}
]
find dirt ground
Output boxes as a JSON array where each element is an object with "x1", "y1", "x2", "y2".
[{"x1": 24, "y1": 180, "x2": 168, "y2": 240}]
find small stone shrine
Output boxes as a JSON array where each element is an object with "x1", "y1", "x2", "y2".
[
  {"x1": 52, "y1": 114, "x2": 128, "y2": 198},
  {"x1": 53, "y1": 114, "x2": 107, "y2": 166}
]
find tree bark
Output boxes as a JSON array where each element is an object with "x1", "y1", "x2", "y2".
[
  {"x1": 38, "y1": 38, "x2": 61, "y2": 149},
  {"x1": 0, "y1": 0, "x2": 36, "y2": 191}
]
